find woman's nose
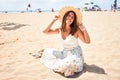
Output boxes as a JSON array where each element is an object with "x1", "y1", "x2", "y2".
[{"x1": 67, "y1": 16, "x2": 72, "y2": 20}]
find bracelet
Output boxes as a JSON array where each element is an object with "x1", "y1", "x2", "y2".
[
  {"x1": 79, "y1": 26, "x2": 86, "y2": 31},
  {"x1": 81, "y1": 28, "x2": 86, "y2": 31}
]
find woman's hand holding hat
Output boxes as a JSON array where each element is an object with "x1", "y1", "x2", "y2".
[{"x1": 53, "y1": 15, "x2": 59, "y2": 21}]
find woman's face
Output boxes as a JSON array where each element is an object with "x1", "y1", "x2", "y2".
[{"x1": 66, "y1": 12, "x2": 75, "y2": 25}]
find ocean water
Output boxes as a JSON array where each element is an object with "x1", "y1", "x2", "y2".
[{"x1": 0, "y1": 10, "x2": 59, "y2": 13}]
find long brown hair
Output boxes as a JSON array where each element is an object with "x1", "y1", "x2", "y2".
[{"x1": 61, "y1": 10, "x2": 78, "y2": 35}]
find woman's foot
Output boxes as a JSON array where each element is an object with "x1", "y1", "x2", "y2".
[{"x1": 29, "y1": 49, "x2": 44, "y2": 58}]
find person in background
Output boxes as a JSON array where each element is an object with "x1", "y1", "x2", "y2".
[
  {"x1": 26, "y1": 3, "x2": 31, "y2": 12},
  {"x1": 51, "y1": 8, "x2": 54, "y2": 12}
]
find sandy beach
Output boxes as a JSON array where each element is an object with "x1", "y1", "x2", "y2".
[{"x1": 0, "y1": 11, "x2": 120, "y2": 80}]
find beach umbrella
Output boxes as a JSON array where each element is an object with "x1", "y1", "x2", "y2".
[{"x1": 94, "y1": 5, "x2": 99, "y2": 7}]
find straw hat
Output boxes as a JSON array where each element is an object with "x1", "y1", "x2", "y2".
[{"x1": 59, "y1": 6, "x2": 82, "y2": 25}]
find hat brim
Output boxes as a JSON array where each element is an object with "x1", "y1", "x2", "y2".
[{"x1": 59, "y1": 6, "x2": 82, "y2": 25}]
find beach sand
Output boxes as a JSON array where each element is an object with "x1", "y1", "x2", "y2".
[{"x1": 0, "y1": 12, "x2": 120, "y2": 80}]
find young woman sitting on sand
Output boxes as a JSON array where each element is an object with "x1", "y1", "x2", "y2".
[{"x1": 40, "y1": 6, "x2": 90, "y2": 77}]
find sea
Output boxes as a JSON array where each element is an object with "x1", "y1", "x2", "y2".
[{"x1": 0, "y1": 9, "x2": 59, "y2": 13}]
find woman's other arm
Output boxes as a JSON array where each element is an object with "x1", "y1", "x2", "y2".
[{"x1": 77, "y1": 24, "x2": 90, "y2": 44}]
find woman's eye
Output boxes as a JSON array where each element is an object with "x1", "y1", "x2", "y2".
[{"x1": 68, "y1": 15, "x2": 70, "y2": 17}]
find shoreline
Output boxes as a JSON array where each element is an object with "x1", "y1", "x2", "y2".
[{"x1": 0, "y1": 10, "x2": 120, "y2": 14}]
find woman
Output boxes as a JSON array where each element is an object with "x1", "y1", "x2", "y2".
[{"x1": 40, "y1": 6, "x2": 90, "y2": 77}]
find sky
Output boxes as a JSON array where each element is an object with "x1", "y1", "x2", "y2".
[{"x1": 0, "y1": 0, "x2": 120, "y2": 11}]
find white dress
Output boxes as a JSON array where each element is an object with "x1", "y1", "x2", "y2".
[{"x1": 40, "y1": 33, "x2": 84, "y2": 76}]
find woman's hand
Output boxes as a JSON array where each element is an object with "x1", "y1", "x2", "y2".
[
  {"x1": 79, "y1": 23, "x2": 86, "y2": 32},
  {"x1": 53, "y1": 15, "x2": 59, "y2": 21}
]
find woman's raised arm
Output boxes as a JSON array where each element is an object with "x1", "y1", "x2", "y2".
[{"x1": 43, "y1": 16, "x2": 59, "y2": 34}]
